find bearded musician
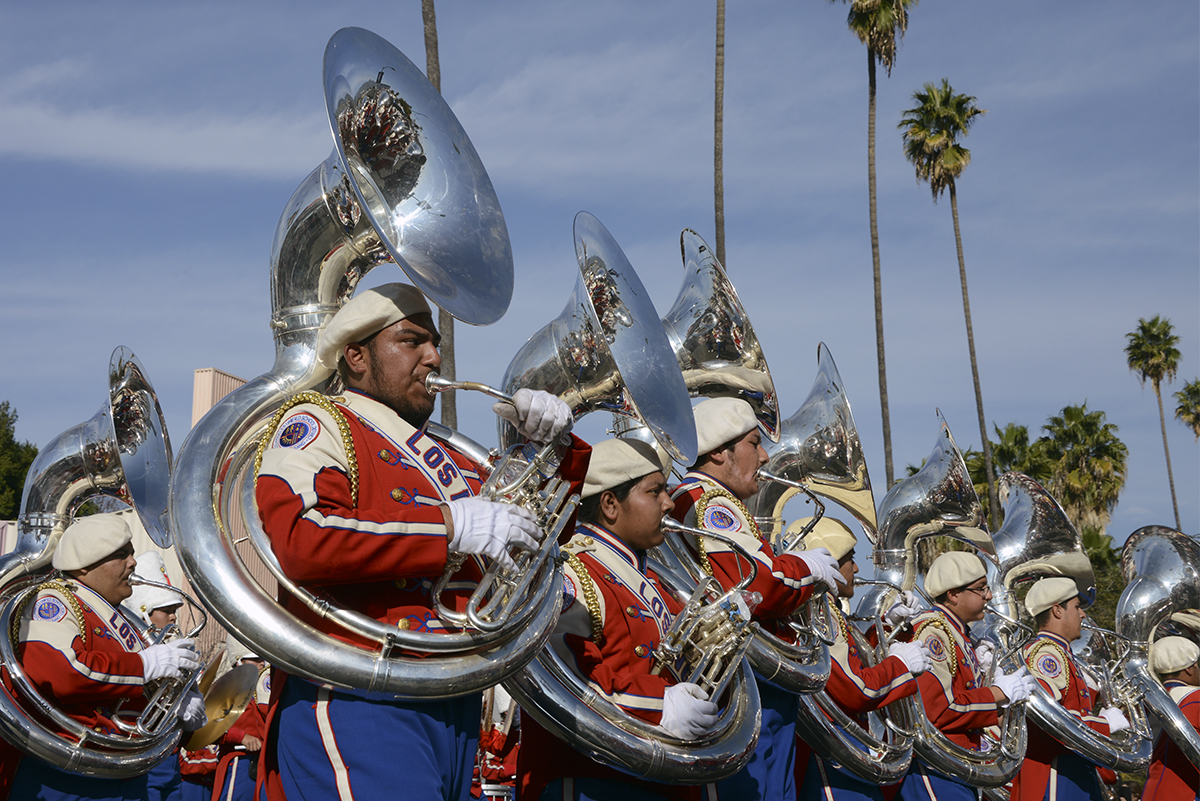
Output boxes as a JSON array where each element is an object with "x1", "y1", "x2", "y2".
[
  {"x1": 519, "y1": 437, "x2": 720, "y2": 801},
  {"x1": 8, "y1": 512, "x2": 206, "y2": 801},
  {"x1": 1143, "y1": 636, "x2": 1200, "y2": 800},
  {"x1": 668, "y1": 398, "x2": 842, "y2": 801},
  {"x1": 255, "y1": 283, "x2": 589, "y2": 801},
  {"x1": 791, "y1": 517, "x2": 930, "y2": 801},
  {"x1": 1011, "y1": 577, "x2": 1129, "y2": 801},
  {"x1": 896, "y1": 551, "x2": 1036, "y2": 801}
]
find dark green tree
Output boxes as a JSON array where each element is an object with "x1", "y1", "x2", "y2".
[
  {"x1": 1125, "y1": 315, "x2": 1182, "y2": 529},
  {"x1": 1042, "y1": 403, "x2": 1128, "y2": 536},
  {"x1": 0, "y1": 402, "x2": 39, "y2": 519},
  {"x1": 1176, "y1": 378, "x2": 1200, "y2": 439}
]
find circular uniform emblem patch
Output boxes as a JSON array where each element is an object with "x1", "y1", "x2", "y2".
[
  {"x1": 561, "y1": 573, "x2": 578, "y2": 612},
  {"x1": 1036, "y1": 652, "x2": 1062, "y2": 679},
  {"x1": 35, "y1": 597, "x2": 67, "y2": 623},
  {"x1": 702, "y1": 505, "x2": 741, "y2": 532},
  {"x1": 276, "y1": 414, "x2": 320, "y2": 450},
  {"x1": 926, "y1": 636, "x2": 947, "y2": 661}
]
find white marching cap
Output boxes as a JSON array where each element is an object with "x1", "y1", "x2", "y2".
[
  {"x1": 226, "y1": 630, "x2": 261, "y2": 665},
  {"x1": 790, "y1": 517, "x2": 857, "y2": 562},
  {"x1": 925, "y1": 551, "x2": 987, "y2": 598},
  {"x1": 693, "y1": 398, "x2": 759, "y2": 457},
  {"x1": 52, "y1": 513, "x2": 133, "y2": 572},
  {"x1": 1151, "y1": 636, "x2": 1200, "y2": 676},
  {"x1": 122, "y1": 551, "x2": 180, "y2": 625},
  {"x1": 316, "y1": 283, "x2": 433, "y2": 370},
  {"x1": 582, "y1": 438, "x2": 670, "y2": 499},
  {"x1": 1025, "y1": 576, "x2": 1079, "y2": 618}
]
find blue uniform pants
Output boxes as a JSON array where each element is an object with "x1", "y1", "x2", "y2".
[
  {"x1": 145, "y1": 752, "x2": 181, "y2": 801},
  {"x1": 896, "y1": 761, "x2": 976, "y2": 801},
  {"x1": 539, "y1": 777, "x2": 676, "y2": 800},
  {"x1": 797, "y1": 752, "x2": 886, "y2": 801},
  {"x1": 274, "y1": 677, "x2": 480, "y2": 801},
  {"x1": 10, "y1": 756, "x2": 149, "y2": 801},
  {"x1": 711, "y1": 676, "x2": 798, "y2": 800},
  {"x1": 1038, "y1": 753, "x2": 1102, "y2": 801}
]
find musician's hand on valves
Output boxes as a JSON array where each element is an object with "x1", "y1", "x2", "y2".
[
  {"x1": 888, "y1": 641, "x2": 932, "y2": 675},
  {"x1": 139, "y1": 639, "x2": 200, "y2": 682},
  {"x1": 991, "y1": 666, "x2": 1036, "y2": 706},
  {"x1": 177, "y1": 690, "x2": 207, "y2": 732},
  {"x1": 794, "y1": 548, "x2": 842, "y2": 592},
  {"x1": 974, "y1": 640, "x2": 995, "y2": 675},
  {"x1": 1100, "y1": 706, "x2": 1130, "y2": 734},
  {"x1": 445, "y1": 497, "x2": 539, "y2": 573},
  {"x1": 494, "y1": 389, "x2": 572, "y2": 445},
  {"x1": 660, "y1": 682, "x2": 719, "y2": 740},
  {"x1": 883, "y1": 591, "x2": 920, "y2": 627}
]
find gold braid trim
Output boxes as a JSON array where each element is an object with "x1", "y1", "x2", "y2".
[
  {"x1": 11, "y1": 579, "x2": 89, "y2": 651},
  {"x1": 1026, "y1": 638, "x2": 1071, "y2": 676},
  {"x1": 565, "y1": 553, "x2": 604, "y2": 645},
  {"x1": 254, "y1": 391, "x2": 359, "y2": 506},
  {"x1": 692, "y1": 487, "x2": 761, "y2": 578},
  {"x1": 914, "y1": 616, "x2": 958, "y2": 678}
]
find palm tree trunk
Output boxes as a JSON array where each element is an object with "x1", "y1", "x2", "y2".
[
  {"x1": 714, "y1": 0, "x2": 726, "y2": 267},
  {"x1": 866, "y1": 48, "x2": 894, "y2": 489},
  {"x1": 949, "y1": 183, "x2": 998, "y2": 528},
  {"x1": 1153, "y1": 380, "x2": 1182, "y2": 529},
  {"x1": 422, "y1": 0, "x2": 456, "y2": 429}
]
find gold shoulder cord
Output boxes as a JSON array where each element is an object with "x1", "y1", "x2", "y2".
[
  {"x1": 1027, "y1": 637, "x2": 1071, "y2": 675},
  {"x1": 253, "y1": 391, "x2": 359, "y2": 506},
  {"x1": 692, "y1": 487, "x2": 761, "y2": 578},
  {"x1": 10, "y1": 579, "x2": 89, "y2": 651},
  {"x1": 914, "y1": 616, "x2": 959, "y2": 678},
  {"x1": 565, "y1": 552, "x2": 604, "y2": 645}
]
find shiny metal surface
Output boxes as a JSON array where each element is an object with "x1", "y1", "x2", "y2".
[
  {"x1": 660, "y1": 229, "x2": 779, "y2": 442},
  {"x1": 748, "y1": 343, "x2": 876, "y2": 545},
  {"x1": 323, "y1": 27, "x2": 512, "y2": 324},
  {"x1": 170, "y1": 28, "x2": 537, "y2": 699},
  {"x1": 1116, "y1": 526, "x2": 1200, "y2": 766},
  {"x1": 854, "y1": 414, "x2": 1025, "y2": 788},
  {"x1": 499, "y1": 212, "x2": 697, "y2": 464},
  {"x1": 503, "y1": 556, "x2": 761, "y2": 783},
  {"x1": 988, "y1": 473, "x2": 1151, "y2": 772},
  {"x1": 1, "y1": 347, "x2": 172, "y2": 589}
]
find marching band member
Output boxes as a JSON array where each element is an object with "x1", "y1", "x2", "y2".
[
  {"x1": 896, "y1": 551, "x2": 1036, "y2": 801},
  {"x1": 1011, "y1": 577, "x2": 1127, "y2": 801},
  {"x1": 669, "y1": 398, "x2": 842, "y2": 801},
  {"x1": 255, "y1": 283, "x2": 589, "y2": 801},
  {"x1": 10, "y1": 512, "x2": 206, "y2": 801},
  {"x1": 211, "y1": 636, "x2": 270, "y2": 801},
  {"x1": 791, "y1": 517, "x2": 930, "y2": 801},
  {"x1": 518, "y1": 437, "x2": 718, "y2": 801},
  {"x1": 1143, "y1": 636, "x2": 1200, "y2": 800},
  {"x1": 123, "y1": 551, "x2": 186, "y2": 801}
]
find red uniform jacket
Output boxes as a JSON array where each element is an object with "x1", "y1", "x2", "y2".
[
  {"x1": 669, "y1": 472, "x2": 816, "y2": 632},
  {"x1": 255, "y1": 389, "x2": 589, "y2": 801},
  {"x1": 910, "y1": 605, "x2": 1000, "y2": 751},
  {"x1": 518, "y1": 523, "x2": 705, "y2": 801},
  {"x1": 1011, "y1": 631, "x2": 1109, "y2": 801},
  {"x1": 795, "y1": 606, "x2": 919, "y2": 786},
  {"x1": 1142, "y1": 681, "x2": 1200, "y2": 800}
]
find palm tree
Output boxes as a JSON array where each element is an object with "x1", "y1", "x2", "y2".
[
  {"x1": 990, "y1": 422, "x2": 1054, "y2": 484},
  {"x1": 1124, "y1": 316, "x2": 1182, "y2": 530},
  {"x1": 831, "y1": 0, "x2": 919, "y2": 490},
  {"x1": 714, "y1": 0, "x2": 726, "y2": 267},
  {"x1": 898, "y1": 79, "x2": 996, "y2": 529},
  {"x1": 1176, "y1": 378, "x2": 1200, "y2": 439},
  {"x1": 1041, "y1": 403, "x2": 1128, "y2": 536},
  {"x1": 421, "y1": 0, "x2": 456, "y2": 430}
]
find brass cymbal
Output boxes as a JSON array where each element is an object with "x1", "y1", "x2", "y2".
[
  {"x1": 182, "y1": 663, "x2": 259, "y2": 751},
  {"x1": 195, "y1": 647, "x2": 226, "y2": 696}
]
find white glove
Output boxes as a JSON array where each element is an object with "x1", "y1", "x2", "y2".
[
  {"x1": 796, "y1": 548, "x2": 842, "y2": 592},
  {"x1": 660, "y1": 682, "x2": 719, "y2": 740},
  {"x1": 1100, "y1": 706, "x2": 1130, "y2": 734},
  {"x1": 1082, "y1": 670, "x2": 1100, "y2": 694},
  {"x1": 883, "y1": 590, "x2": 920, "y2": 627},
  {"x1": 974, "y1": 641, "x2": 995, "y2": 676},
  {"x1": 177, "y1": 690, "x2": 208, "y2": 732},
  {"x1": 888, "y1": 641, "x2": 932, "y2": 675},
  {"x1": 992, "y1": 666, "x2": 1037, "y2": 706},
  {"x1": 445, "y1": 497, "x2": 539, "y2": 573},
  {"x1": 139, "y1": 639, "x2": 200, "y2": 682},
  {"x1": 494, "y1": 389, "x2": 572, "y2": 445}
]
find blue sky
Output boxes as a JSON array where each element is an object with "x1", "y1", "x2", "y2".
[{"x1": 1, "y1": 1, "x2": 1196, "y2": 543}]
